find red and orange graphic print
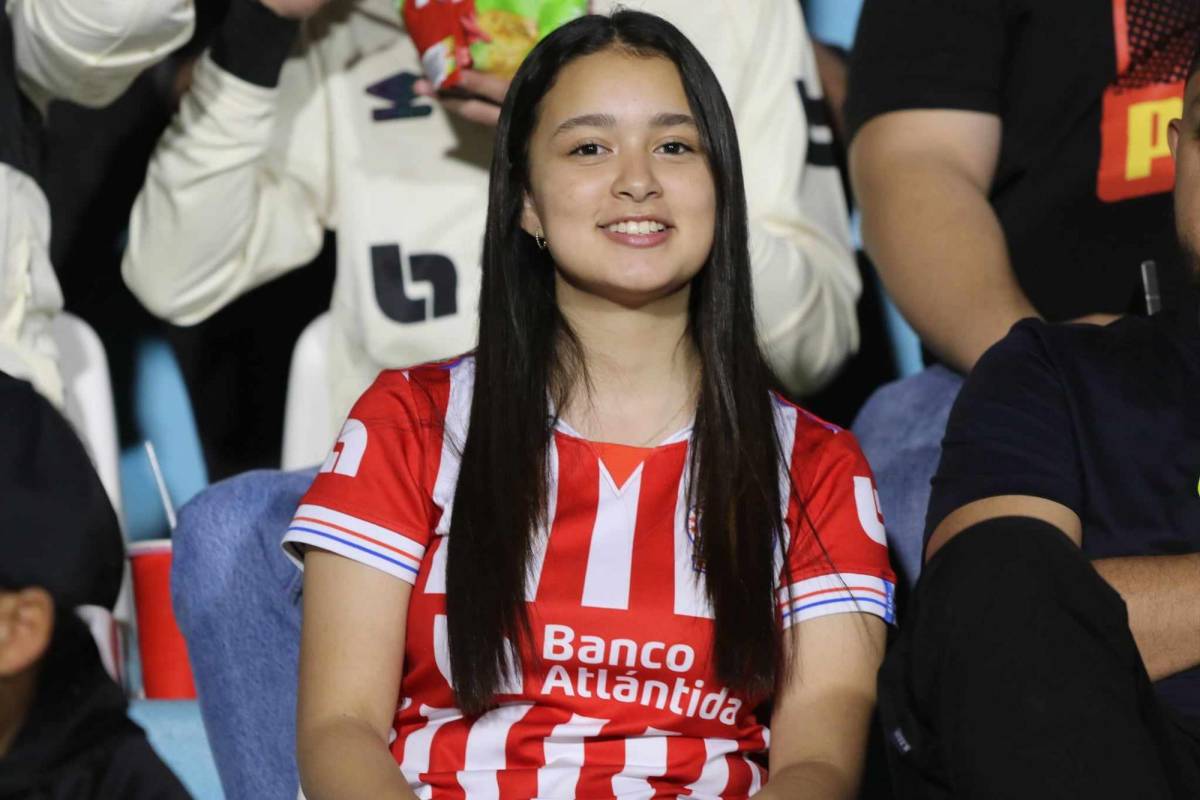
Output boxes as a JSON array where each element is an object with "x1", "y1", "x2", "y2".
[{"x1": 1097, "y1": 0, "x2": 1199, "y2": 202}]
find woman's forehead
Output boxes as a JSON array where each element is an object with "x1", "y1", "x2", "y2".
[{"x1": 537, "y1": 50, "x2": 690, "y2": 127}]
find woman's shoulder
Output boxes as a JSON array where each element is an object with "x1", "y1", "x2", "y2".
[
  {"x1": 770, "y1": 392, "x2": 868, "y2": 476},
  {"x1": 359, "y1": 354, "x2": 476, "y2": 421}
]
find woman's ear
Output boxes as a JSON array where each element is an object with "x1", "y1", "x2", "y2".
[{"x1": 520, "y1": 191, "x2": 543, "y2": 237}]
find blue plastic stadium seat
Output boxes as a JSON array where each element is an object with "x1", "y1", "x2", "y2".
[
  {"x1": 128, "y1": 700, "x2": 224, "y2": 799},
  {"x1": 120, "y1": 337, "x2": 209, "y2": 542}
]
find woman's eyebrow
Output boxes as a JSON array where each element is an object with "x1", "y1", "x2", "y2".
[
  {"x1": 551, "y1": 111, "x2": 698, "y2": 137},
  {"x1": 553, "y1": 113, "x2": 617, "y2": 136},
  {"x1": 650, "y1": 112, "x2": 696, "y2": 128}
]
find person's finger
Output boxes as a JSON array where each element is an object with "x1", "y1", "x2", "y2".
[
  {"x1": 456, "y1": 70, "x2": 512, "y2": 105},
  {"x1": 441, "y1": 96, "x2": 502, "y2": 127},
  {"x1": 413, "y1": 78, "x2": 435, "y2": 97}
]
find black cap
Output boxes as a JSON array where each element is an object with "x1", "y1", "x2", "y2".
[{"x1": 0, "y1": 373, "x2": 123, "y2": 610}]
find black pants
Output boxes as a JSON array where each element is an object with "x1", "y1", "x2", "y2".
[{"x1": 878, "y1": 518, "x2": 1200, "y2": 799}]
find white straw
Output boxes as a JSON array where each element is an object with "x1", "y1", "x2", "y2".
[{"x1": 144, "y1": 440, "x2": 177, "y2": 531}]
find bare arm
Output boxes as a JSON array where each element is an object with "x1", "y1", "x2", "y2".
[
  {"x1": 297, "y1": 550, "x2": 420, "y2": 799},
  {"x1": 755, "y1": 613, "x2": 887, "y2": 799},
  {"x1": 928, "y1": 497, "x2": 1200, "y2": 681},
  {"x1": 851, "y1": 109, "x2": 1039, "y2": 372}
]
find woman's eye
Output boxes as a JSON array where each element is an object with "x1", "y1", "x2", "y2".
[
  {"x1": 658, "y1": 141, "x2": 694, "y2": 155},
  {"x1": 569, "y1": 142, "x2": 605, "y2": 156}
]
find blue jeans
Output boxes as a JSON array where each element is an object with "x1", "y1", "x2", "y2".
[
  {"x1": 171, "y1": 468, "x2": 316, "y2": 800},
  {"x1": 852, "y1": 366, "x2": 963, "y2": 591}
]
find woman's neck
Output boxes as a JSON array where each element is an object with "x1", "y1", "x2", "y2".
[{"x1": 555, "y1": 279, "x2": 700, "y2": 446}]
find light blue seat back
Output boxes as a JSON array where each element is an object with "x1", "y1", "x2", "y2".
[
  {"x1": 120, "y1": 337, "x2": 209, "y2": 541},
  {"x1": 129, "y1": 700, "x2": 224, "y2": 799}
]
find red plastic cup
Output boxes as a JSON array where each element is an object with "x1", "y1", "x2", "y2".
[{"x1": 128, "y1": 539, "x2": 196, "y2": 699}]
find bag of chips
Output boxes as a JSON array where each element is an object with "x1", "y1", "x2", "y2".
[{"x1": 400, "y1": 0, "x2": 588, "y2": 90}]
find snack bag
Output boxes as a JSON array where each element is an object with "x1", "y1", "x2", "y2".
[{"x1": 400, "y1": 0, "x2": 588, "y2": 90}]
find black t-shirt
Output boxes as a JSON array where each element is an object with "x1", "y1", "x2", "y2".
[
  {"x1": 927, "y1": 309, "x2": 1200, "y2": 727},
  {"x1": 847, "y1": 0, "x2": 1200, "y2": 321}
]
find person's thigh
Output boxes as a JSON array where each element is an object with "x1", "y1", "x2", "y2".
[
  {"x1": 852, "y1": 365, "x2": 962, "y2": 589},
  {"x1": 171, "y1": 467, "x2": 316, "y2": 800},
  {"x1": 880, "y1": 520, "x2": 1200, "y2": 799}
]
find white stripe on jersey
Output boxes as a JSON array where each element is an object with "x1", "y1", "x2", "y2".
[
  {"x1": 672, "y1": 446, "x2": 713, "y2": 619},
  {"x1": 771, "y1": 400, "x2": 800, "y2": 581},
  {"x1": 425, "y1": 534, "x2": 448, "y2": 594},
  {"x1": 611, "y1": 727, "x2": 676, "y2": 798},
  {"x1": 581, "y1": 466, "x2": 643, "y2": 609},
  {"x1": 772, "y1": 399, "x2": 799, "y2": 522},
  {"x1": 399, "y1": 705, "x2": 459, "y2": 799},
  {"x1": 537, "y1": 713, "x2": 609, "y2": 798},
  {"x1": 456, "y1": 703, "x2": 535, "y2": 799},
  {"x1": 748, "y1": 760, "x2": 765, "y2": 794},
  {"x1": 292, "y1": 503, "x2": 426, "y2": 565},
  {"x1": 685, "y1": 737, "x2": 739, "y2": 799},
  {"x1": 433, "y1": 358, "x2": 474, "y2": 536},
  {"x1": 778, "y1": 572, "x2": 895, "y2": 627},
  {"x1": 525, "y1": 437, "x2": 558, "y2": 602}
]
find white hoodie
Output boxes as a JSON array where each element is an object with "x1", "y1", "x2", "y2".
[
  {"x1": 1, "y1": 0, "x2": 194, "y2": 406},
  {"x1": 123, "y1": 0, "x2": 858, "y2": 444}
]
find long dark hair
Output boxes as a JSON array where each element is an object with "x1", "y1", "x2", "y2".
[{"x1": 446, "y1": 10, "x2": 789, "y2": 715}]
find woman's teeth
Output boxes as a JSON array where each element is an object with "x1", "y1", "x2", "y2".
[{"x1": 606, "y1": 220, "x2": 667, "y2": 235}]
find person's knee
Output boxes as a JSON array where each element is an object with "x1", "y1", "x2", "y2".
[
  {"x1": 171, "y1": 469, "x2": 313, "y2": 626},
  {"x1": 914, "y1": 517, "x2": 1093, "y2": 638}
]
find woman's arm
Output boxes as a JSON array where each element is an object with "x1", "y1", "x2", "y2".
[
  {"x1": 8, "y1": 0, "x2": 194, "y2": 112},
  {"x1": 296, "y1": 549, "x2": 420, "y2": 800},
  {"x1": 756, "y1": 613, "x2": 887, "y2": 799}
]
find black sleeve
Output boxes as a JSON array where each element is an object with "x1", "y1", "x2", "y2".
[
  {"x1": 845, "y1": 0, "x2": 1009, "y2": 142},
  {"x1": 94, "y1": 734, "x2": 193, "y2": 800},
  {"x1": 0, "y1": 10, "x2": 40, "y2": 178},
  {"x1": 210, "y1": 0, "x2": 299, "y2": 89},
  {"x1": 925, "y1": 321, "x2": 1084, "y2": 540}
]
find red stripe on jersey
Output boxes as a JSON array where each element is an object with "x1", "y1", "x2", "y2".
[
  {"x1": 536, "y1": 436, "x2": 599, "y2": 605},
  {"x1": 495, "y1": 704, "x2": 573, "y2": 799},
  {"x1": 627, "y1": 444, "x2": 688, "y2": 613},
  {"x1": 427, "y1": 716, "x2": 470, "y2": 800},
  {"x1": 722, "y1": 751, "x2": 753, "y2": 798},
  {"x1": 574, "y1": 722, "x2": 624, "y2": 799},
  {"x1": 654, "y1": 735, "x2": 708, "y2": 796}
]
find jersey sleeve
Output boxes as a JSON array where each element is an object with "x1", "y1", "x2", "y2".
[
  {"x1": 282, "y1": 371, "x2": 436, "y2": 585},
  {"x1": 778, "y1": 428, "x2": 897, "y2": 629}
]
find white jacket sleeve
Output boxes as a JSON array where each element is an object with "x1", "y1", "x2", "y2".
[
  {"x1": 0, "y1": 166, "x2": 64, "y2": 407},
  {"x1": 7, "y1": 0, "x2": 195, "y2": 113},
  {"x1": 733, "y1": 0, "x2": 859, "y2": 395},
  {"x1": 122, "y1": 7, "x2": 333, "y2": 325}
]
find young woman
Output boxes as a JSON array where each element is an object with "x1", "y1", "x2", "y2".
[{"x1": 284, "y1": 11, "x2": 894, "y2": 799}]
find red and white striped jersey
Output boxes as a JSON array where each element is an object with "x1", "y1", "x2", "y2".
[{"x1": 283, "y1": 356, "x2": 895, "y2": 799}]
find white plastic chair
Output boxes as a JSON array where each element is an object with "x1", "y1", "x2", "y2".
[
  {"x1": 51, "y1": 312, "x2": 122, "y2": 519},
  {"x1": 282, "y1": 312, "x2": 335, "y2": 470}
]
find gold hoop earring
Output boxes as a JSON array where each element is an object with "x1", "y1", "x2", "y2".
[{"x1": 534, "y1": 229, "x2": 547, "y2": 250}]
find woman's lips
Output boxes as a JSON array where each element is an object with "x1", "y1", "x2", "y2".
[{"x1": 599, "y1": 225, "x2": 672, "y2": 248}]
